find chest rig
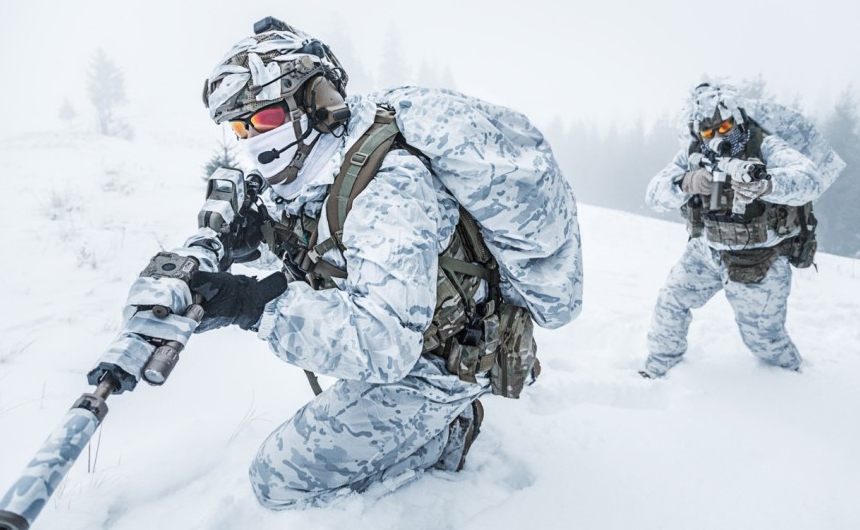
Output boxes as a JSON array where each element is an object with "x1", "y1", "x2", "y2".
[
  {"x1": 261, "y1": 107, "x2": 522, "y2": 393},
  {"x1": 682, "y1": 123, "x2": 808, "y2": 246},
  {"x1": 681, "y1": 122, "x2": 818, "y2": 280}
]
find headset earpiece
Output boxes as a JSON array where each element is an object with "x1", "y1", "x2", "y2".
[{"x1": 301, "y1": 75, "x2": 350, "y2": 133}]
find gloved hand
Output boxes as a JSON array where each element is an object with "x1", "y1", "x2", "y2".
[
  {"x1": 732, "y1": 179, "x2": 773, "y2": 204},
  {"x1": 680, "y1": 168, "x2": 713, "y2": 195},
  {"x1": 189, "y1": 271, "x2": 289, "y2": 332}
]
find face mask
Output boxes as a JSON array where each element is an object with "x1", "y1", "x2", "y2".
[
  {"x1": 240, "y1": 114, "x2": 318, "y2": 180},
  {"x1": 704, "y1": 126, "x2": 750, "y2": 158}
]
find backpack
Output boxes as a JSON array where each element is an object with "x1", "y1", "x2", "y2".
[
  {"x1": 274, "y1": 88, "x2": 581, "y2": 398},
  {"x1": 742, "y1": 101, "x2": 843, "y2": 270},
  {"x1": 742, "y1": 100, "x2": 845, "y2": 186}
]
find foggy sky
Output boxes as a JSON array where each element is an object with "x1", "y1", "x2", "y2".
[{"x1": 2, "y1": 0, "x2": 858, "y2": 138}]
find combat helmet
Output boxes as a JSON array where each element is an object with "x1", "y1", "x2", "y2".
[
  {"x1": 684, "y1": 81, "x2": 749, "y2": 139},
  {"x1": 202, "y1": 17, "x2": 351, "y2": 136}
]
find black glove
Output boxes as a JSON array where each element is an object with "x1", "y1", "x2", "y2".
[
  {"x1": 230, "y1": 207, "x2": 265, "y2": 263},
  {"x1": 189, "y1": 271, "x2": 288, "y2": 333}
]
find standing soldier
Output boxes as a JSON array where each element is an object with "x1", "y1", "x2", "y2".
[{"x1": 641, "y1": 81, "x2": 844, "y2": 378}]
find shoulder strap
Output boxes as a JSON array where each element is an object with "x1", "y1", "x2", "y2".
[
  {"x1": 688, "y1": 139, "x2": 702, "y2": 156},
  {"x1": 310, "y1": 109, "x2": 497, "y2": 292},
  {"x1": 744, "y1": 122, "x2": 765, "y2": 160},
  {"x1": 798, "y1": 201, "x2": 816, "y2": 235},
  {"x1": 320, "y1": 108, "x2": 400, "y2": 253}
]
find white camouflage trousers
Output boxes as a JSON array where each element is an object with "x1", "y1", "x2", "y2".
[
  {"x1": 645, "y1": 237, "x2": 802, "y2": 376},
  {"x1": 248, "y1": 356, "x2": 485, "y2": 508}
]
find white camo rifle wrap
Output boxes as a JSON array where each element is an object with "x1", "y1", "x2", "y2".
[
  {"x1": 246, "y1": 88, "x2": 582, "y2": 506},
  {"x1": 644, "y1": 238, "x2": 802, "y2": 376},
  {"x1": 88, "y1": 272, "x2": 202, "y2": 387},
  {"x1": 0, "y1": 408, "x2": 99, "y2": 526}
]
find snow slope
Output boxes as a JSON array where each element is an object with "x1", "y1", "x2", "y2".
[{"x1": 1, "y1": 127, "x2": 859, "y2": 530}]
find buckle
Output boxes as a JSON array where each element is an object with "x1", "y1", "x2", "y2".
[{"x1": 351, "y1": 152, "x2": 368, "y2": 167}]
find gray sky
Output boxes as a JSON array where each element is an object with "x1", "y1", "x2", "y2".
[{"x1": 2, "y1": 0, "x2": 858, "y2": 138}]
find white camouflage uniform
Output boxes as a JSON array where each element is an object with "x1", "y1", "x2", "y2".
[
  {"x1": 182, "y1": 91, "x2": 582, "y2": 507},
  {"x1": 83, "y1": 22, "x2": 581, "y2": 511},
  {"x1": 643, "y1": 86, "x2": 841, "y2": 377}
]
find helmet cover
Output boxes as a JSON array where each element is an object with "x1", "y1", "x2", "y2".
[{"x1": 203, "y1": 22, "x2": 347, "y2": 124}]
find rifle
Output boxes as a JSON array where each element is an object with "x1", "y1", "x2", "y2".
[
  {"x1": 689, "y1": 146, "x2": 770, "y2": 217},
  {"x1": 0, "y1": 253, "x2": 204, "y2": 530},
  {"x1": 0, "y1": 168, "x2": 266, "y2": 530}
]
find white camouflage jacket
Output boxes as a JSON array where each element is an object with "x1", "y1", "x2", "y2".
[
  {"x1": 253, "y1": 96, "x2": 450, "y2": 384},
  {"x1": 192, "y1": 92, "x2": 584, "y2": 385},
  {"x1": 645, "y1": 134, "x2": 826, "y2": 250}
]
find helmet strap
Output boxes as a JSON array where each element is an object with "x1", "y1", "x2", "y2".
[
  {"x1": 265, "y1": 96, "x2": 321, "y2": 186},
  {"x1": 266, "y1": 133, "x2": 321, "y2": 186},
  {"x1": 287, "y1": 96, "x2": 305, "y2": 144}
]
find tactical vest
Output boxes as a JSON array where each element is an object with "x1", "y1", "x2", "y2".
[
  {"x1": 681, "y1": 122, "x2": 818, "y2": 280},
  {"x1": 261, "y1": 108, "x2": 538, "y2": 397}
]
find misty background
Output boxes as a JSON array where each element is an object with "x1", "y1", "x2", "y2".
[{"x1": 2, "y1": 0, "x2": 859, "y2": 256}]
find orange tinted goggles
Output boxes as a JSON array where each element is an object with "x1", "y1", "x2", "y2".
[
  {"x1": 230, "y1": 103, "x2": 289, "y2": 139},
  {"x1": 700, "y1": 118, "x2": 734, "y2": 140}
]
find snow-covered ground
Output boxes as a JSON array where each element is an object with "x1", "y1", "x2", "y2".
[{"x1": 1, "y1": 126, "x2": 859, "y2": 530}]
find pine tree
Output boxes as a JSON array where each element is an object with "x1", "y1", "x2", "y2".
[
  {"x1": 642, "y1": 114, "x2": 685, "y2": 221},
  {"x1": 58, "y1": 98, "x2": 77, "y2": 122},
  {"x1": 379, "y1": 24, "x2": 410, "y2": 88},
  {"x1": 738, "y1": 74, "x2": 775, "y2": 102},
  {"x1": 87, "y1": 49, "x2": 133, "y2": 138},
  {"x1": 439, "y1": 65, "x2": 456, "y2": 91},
  {"x1": 323, "y1": 20, "x2": 375, "y2": 94},
  {"x1": 817, "y1": 88, "x2": 860, "y2": 257},
  {"x1": 203, "y1": 129, "x2": 240, "y2": 180}
]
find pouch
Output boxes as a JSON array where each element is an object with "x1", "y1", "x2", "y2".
[
  {"x1": 787, "y1": 233, "x2": 817, "y2": 269},
  {"x1": 490, "y1": 304, "x2": 538, "y2": 398},
  {"x1": 444, "y1": 313, "x2": 499, "y2": 384},
  {"x1": 787, "y1": 211, "x2": 818, "y2": 269},
  {"x1": 721, "y1": 247, "x2": 779, "y2": 283},
  {"x1": 704, "y1": 214, "x2": 769, "y2": 247}
]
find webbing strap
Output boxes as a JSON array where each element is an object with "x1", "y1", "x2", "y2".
[
  {"x1": 313, "y1": 236, "x2": 339, "y2": 258},
  {"x1": 334, "y1": 121, "x2": 400, "y2": 239},
  {"x1": 304, "y1": 369, "x2": 323, "y2": 396},
  {"x1": 744, "y1": 124, "x2": 764, "y2": 160},
  {"x1": 310, "y1": 257, "x2": 348, "y2": 280},
  {"x1": 439, "y1": 256, "x2": 500, "y2": 284},
  {"x1": 799, "y1": 202, "x2": 814, "y2": 235}
]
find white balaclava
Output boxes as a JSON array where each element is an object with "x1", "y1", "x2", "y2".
[{"x1": 240, "y1": 114, "x2": 319, "y2": 182}]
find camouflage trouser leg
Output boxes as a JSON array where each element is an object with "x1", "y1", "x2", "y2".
[
  {"x1": 645, "y1": 238, "x2": 723, "y2": 376},
  {"x1": 723, "y1": 256, "x2": 801, "y2": 369},
  {"x1": 646, "y1": 239, "x2": 802, "y2": 375},
  {"x1": 248, "y1": 356, "x2": 485, "y2": 509}
]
